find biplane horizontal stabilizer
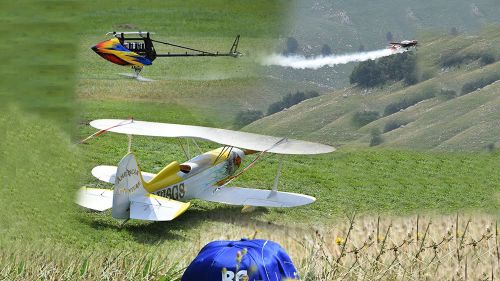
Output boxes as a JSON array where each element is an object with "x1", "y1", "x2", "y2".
[
  {"x1": 130, "y1": 194, "x2": 190, "y2": 221},
  {"x1": 91, "y1": 165, "x2": 155, "y2": 184},
  {"x1": 76, "y1": 187, "x2": 113, "y2": 211}
]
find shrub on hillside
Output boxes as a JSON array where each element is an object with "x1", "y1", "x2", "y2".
[
  {"x1": 437, "y1": 88, "x2": 457, "y2": 100},
  {"x1": 267, "y1": 91, "x2": 319, "y2": 115},
  {"x1": 352, "y1": 111, "x2": 380, "y2": 127},
  {"x1": 461, "y1": 73, "x2": 500, "y2": 95},
  {"x1": 233, "y1": 110, "x2": 263, "y2": 128},
  {"x1": 384, "y1": 86, "x2": 436, "y2": 116},
  {"x1": 321, "y1": 44, "x2": 332, "y2": 56},
  {"x1": 383, "y1": 120, "x2": 408, "y2": 133},
  {"x1": 369, "y1": 128, "x2": 383, "y2": 147},
  {"x1": 404, "y1": 70, "x2": 419, "y2": 85},
  {"x1": 441, "y1": 52, "x2": 481, "y2": 68},
  {"x1": 486, "y1": 143, "x2": 495, "y2": 152},
  {"x1": 284, "y1": 37, "x2": 299, "y2": 55},
  {"x1": 480, "y1": 53, "x2": 495, "y2": 66}
]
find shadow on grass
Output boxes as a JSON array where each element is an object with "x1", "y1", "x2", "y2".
[{"x1": 80, "y1": 202, "x2": 273, "y2": 245}]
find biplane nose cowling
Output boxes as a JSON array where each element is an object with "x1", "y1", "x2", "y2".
[{"x1": 91, "y1": 38, "x2": 152, "y2": 67}]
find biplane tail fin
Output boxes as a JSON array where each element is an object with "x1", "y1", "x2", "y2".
[
  {"x1": 112, "y1": 153, "x2": 190, "y2": 221},
  {"x1": 75, "y1": 153, "x2": 144, "y2": 216},
  {"x1": 112, "y1": 153, "x2": 146, "y2": 219}
]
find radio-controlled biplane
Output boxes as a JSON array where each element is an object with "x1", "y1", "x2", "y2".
[
  {"x1": 91, "y1": 31, "x2": 241, "y2": 81},
  {"x1": 76, "y1": 119, "x2": 334, "y2": 222}
]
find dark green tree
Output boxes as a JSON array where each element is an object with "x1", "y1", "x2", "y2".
[
  {"x1": 284, "y1": 37, "x2": 299, "y2": 55},
  {"x1": 480, "y1": 53, "x2": 495, "y2": 66},
  {"x1": 234, "y1": 110, "x2": 263, "y2": 128},
  {"x1": 383, "y1": 120, "x2": 407, "y2": 132},
  {"x1": 321, "y1": 44, "x2": 332, "y2": 56},
  {"x1": 450, "y1": 27, "x2": 459, "y2": 36},
  {"x1": 306, "y1": 90, "x2": 320, "y2": 98},
  {"x1": 352, "y1": 111, "x2": 380, "y2": 127},
  {"x1": 349, "y1": 60, "x2": 385, "y2": 87},
  {"x1": 369, "y1": 128, "x2": 383, "y2": 147},
  {"x1": 267, "y1": 90, "x2": 320, "y2": 115}
]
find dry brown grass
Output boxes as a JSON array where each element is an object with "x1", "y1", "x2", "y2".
[{"x1": 1, "y1": 214, "x2": 497, "y2": 280}]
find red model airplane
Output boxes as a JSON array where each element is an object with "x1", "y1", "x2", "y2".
[{"x1": 389, "y1": 40, "x2": 418, "y2": 50}]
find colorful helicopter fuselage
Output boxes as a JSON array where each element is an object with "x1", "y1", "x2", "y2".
[{"x1": 92, "y1": 38, "x2": 152, "y2": 67}]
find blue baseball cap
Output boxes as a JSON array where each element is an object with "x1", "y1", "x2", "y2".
[{"x1": 182, "y1": 238, "x2": 300, "y2": 281}]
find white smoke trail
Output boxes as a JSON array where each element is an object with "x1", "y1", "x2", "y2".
[{"x1": 261, "y1": 48, "x2": 406, "y2": 69}]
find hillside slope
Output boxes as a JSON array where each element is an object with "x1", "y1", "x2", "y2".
[
  {"x1": 246, "y1": 29, "x2": 500, "y2": 151},
  {"x1": 269, "y1": 0, "x2": 500, "y2": 89}
]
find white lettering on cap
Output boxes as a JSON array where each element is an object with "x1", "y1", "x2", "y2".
[{"x1": 222, "y1": 270, "x2": 248, "y2": 281}]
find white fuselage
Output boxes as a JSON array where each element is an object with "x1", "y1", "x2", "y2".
[{"x1": 153, "y1": 148, "x2": 245, "y2": 202}]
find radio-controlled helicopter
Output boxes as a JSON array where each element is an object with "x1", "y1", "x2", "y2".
[
  {"x1": 76, "y1": 119, "x2": 335, "y2": 222},
  {"x1": 91, "y1": 31, "x2": 241, "y2": 81}
]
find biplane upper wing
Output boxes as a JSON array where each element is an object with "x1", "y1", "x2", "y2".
[{"x1": 89, "y1": 119, "x2": 335, "y2": 155}]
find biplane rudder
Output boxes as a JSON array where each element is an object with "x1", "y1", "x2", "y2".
[{"x1": 112, "y1": 153, "x2": 147, "y2": 219}]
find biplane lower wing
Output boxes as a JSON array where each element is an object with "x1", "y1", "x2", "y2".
[
  {"x1": 196, "y1": 186, "x2": 316, "y2": 207},
  {"x1": 130, "y1": 194, "x2": 190, "y2": 221},
  {"x1": 76, "y1": 187, "x2": 113, "y2": 211},
  {"x1": 91, "y1": 165, "x2": 155, "y2": 184}
]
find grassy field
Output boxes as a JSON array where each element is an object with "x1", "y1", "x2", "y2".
[
  {"x1": 1, "y1": 1, "x2": 499, "y2": 280},
  {"x1": 78, "y1": 100, "x2": 499, "y2": 220}
]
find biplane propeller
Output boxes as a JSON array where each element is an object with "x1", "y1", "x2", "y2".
[
  {"x1": 76, "y1": 119, "x2": 335, "y2": 222},
  {"x1": 91, "y1": 31, "x2": 241, "y2": 81}
]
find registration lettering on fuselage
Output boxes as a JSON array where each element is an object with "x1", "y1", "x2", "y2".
[{"x1": 156, "y1": 183, "x2": 186, "y2": 200}]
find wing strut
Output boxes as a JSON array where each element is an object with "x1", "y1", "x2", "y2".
[
  {"x1": 272, "y1": 158, "x2": 283, "y2": 192},
  {"x1": 217, "y1": 137, "x2": 288, "y2": 186},
  {"x1": 177, "y1": 139, "x2": 190, "y2": 160},
  {"x1": 127, "y1": 134, "x2": 132, "y2": 153},
  {"x1": 214, "y1": 145, "x2": 233, "y2": 164},
  {"x1": 191, "y1": 138, "x2": 203, "y2": 155},
  {"x1": 80, "y1": 118, "x2": 134, "y2": 144}
]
